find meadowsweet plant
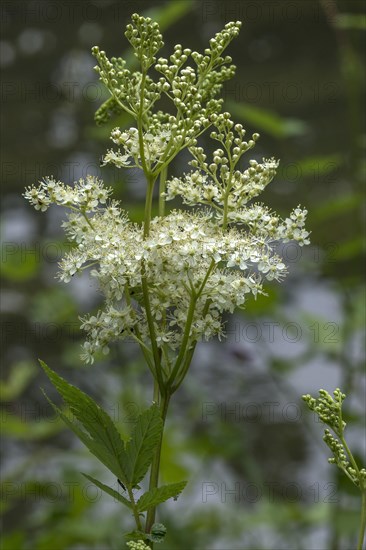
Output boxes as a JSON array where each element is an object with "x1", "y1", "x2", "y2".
[
  {"x1": 25, "y1": 14, "x2": 310, "y2": 547},
  {"x1": 303, "y1": 389, "x2": 366, "y2": 550}
]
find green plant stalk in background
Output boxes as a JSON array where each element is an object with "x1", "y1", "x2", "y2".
[
  {"x1": 24, "y1": 13, "x2": 310, "y2": 548},
  {"x1": 303, "y1": 389, "x2": 366, "y2": 550}
]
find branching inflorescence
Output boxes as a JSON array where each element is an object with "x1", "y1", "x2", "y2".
[
  {"x1": 25, "y1": 14, "x2": 311, "y2": 547},
  {"x1": 303, "y1": 389, "x2": 366, "y2": 488},
  {"x1": 25, "y1": 14, "x2": 309, "y2": 377},
  {"x1": 303, "y1": 389, "x2": 366, "y2": 550}
]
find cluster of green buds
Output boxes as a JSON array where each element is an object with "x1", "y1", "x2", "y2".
[
  {"x1": 125, "y1": 14, "x2": 164, "y2": 70},
  {"x1": 303, "y1": 388, "x2": 346, "y2": 436},
  {"x1": 323, "y1": 429, "x2": 360, "y2": 485},
  {"x1": 92, "y1": 16, "x2": 242, "y2": 168},
  {"x1": 303, "y1": 389, "x2": 366, "y2": 490},
  {"x1": 91, "y1": 47, "x2": 162, "y2": 125},
  {"x1": 126, "y1": 540, "x2": 150, "y2": 550}
]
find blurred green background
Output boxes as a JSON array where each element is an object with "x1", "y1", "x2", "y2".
[{"x1": 1, "y1": 1, "x2": 365, "y2": 549}]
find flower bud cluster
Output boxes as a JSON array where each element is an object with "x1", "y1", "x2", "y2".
[
  {"x1": 166, "y1": 156, "x2": 277, "y2": 210},
  {"x1": 190, "y1": 21, "x2": 241, "y2": 97},
  {"x1": 166, "y1": 112, "x2": 265, "y2": 210},
  {"x1": 303, "y1": 389, "x2": 366, "y2": 490},
  {"x1": 323, "y1": 429, "x2": 358, "y2": 482},
  {"x1": 92, "y1": 48, "x2": 162, "y2": 124},
  {"x1": 206, "y1": 21, "x2": 242, "y2": 57},
  {"x1": 303, "y1": 388, "x2": 346, "y2": 436},
  {"x1": 125, "y1": 14, "x2": 164, "y2": 70},
  {"x1": 126, "y1": 541, "x2": 150, "y2": 550},
  {"x1": 92, "y1": 16, "x2": 242, "y2": 170},
  {"x1": 154, "y1": 25, "x2": 241, "y2": 140}
]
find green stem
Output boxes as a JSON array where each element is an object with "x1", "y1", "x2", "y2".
[
  {"x1": 127, "y1": 486, "x2": 143, "y2": 532},
  {"x1": 171, "y1": 299, "x2": 211, "y2": 393},
  {"x1": 167, "y1": 293, "x2": 197, "y2": 387},
  {"x1": 158, "y1": 165, "x2": 168, "y2": 217},
  {"x1": 144, "y1": 175, "x2": 156, "y2": 238},
  {"x1": 357, "y1": 490, "x2": 366, "y2": 550},
  {"x1": 145, "y1": 392, "x2": 171, "y2": 542},
  {"x1": 222, "y1": 177, "x2": 233, "y2": 230},
  {"x1": 338, "y1": 402, "x2": 361, "y2": 477},
  {"x1": 138, "y1": 70, "x2": 149, "y2": 174},
  {"x1": 168, "y1": 263, "x2": 215, "y2": 388},
  {"x1": 81, "y1": 210, "x2": 95, "y2": 230},
  {"x1": 196, "y1": 260, "x2": 215, "y2": 297},
  {"x1": 171, "y1": 343, "x2": 196, "y2": 393},
  {"x1": 153, "y1": 379, "x2": 160, "y2": 405},
  {"x1": 125, "y1": 284, "x2": 155, "y2": 376},
  {"x1": 141, "y1": 272, "x2": 164, "y2": 391},
  {"x1": 341, "y1": 434, "x2": 361, "y2": 477},
  {"x1": 141, "y1": 171, "x2": 165, "y2": 389}
]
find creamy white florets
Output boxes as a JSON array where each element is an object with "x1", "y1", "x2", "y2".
[
  {"x1": 25, "y1": 26, "x2": 310, "y2": 366},
  {"x1": 24, "y1": 165, "x2": 309, "y2": 365}
]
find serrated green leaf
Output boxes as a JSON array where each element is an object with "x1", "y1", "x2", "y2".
[
  {"x1": 136, "y1": 481, "x2": 187, "y2": 512},
  {"x1": 42, "y1": 391, "x2": 128, "y2": 483},
  {"x1": 40, "y1": 361, "x2": 129, "y2": 484},
  {"x1": 81, "y1": 473, "x2": 132, "y2": 509},
  {"x1": 125, "y1": 405, "x2": 163, "y2": 487}
]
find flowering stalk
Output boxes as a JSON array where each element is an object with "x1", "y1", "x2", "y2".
[
  {"x1": 145, "y1": 393, "x2": 170, "y2": 536},
  {"x1": 303, "y1": 389, "x2": 366, "y2": 550},
  {"x1": 25, "y1": 14, "x2": 310, "y2": 548}
]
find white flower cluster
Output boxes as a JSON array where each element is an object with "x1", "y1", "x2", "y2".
[
  {"x1": 23, "y1": 170, "x2": 304, "y2": 363},
  {"x1": 80, "y1": 306, "x2": 136, "y2": 363},
  {"x1": 102, "y1": 126, "x2": 171, "y2": 169},
  {"x1": 166, "y1": 157, "x2": 278, "y2": 208},
  {"x1": 25, "y1": 15, "x2": 310, "y2": 370},
  {"x1": 25, "y1": 148, "x2": 309, "y2": 364},
  {"x1": 24, "y1": 175, "x2": 111, "y2": 213},
  {"x1": 228, "y1": 204, "x2": 310, "y2": 246},
  {"x1": 166, "y1": 113, "x2": 310, "y2": 246}
]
